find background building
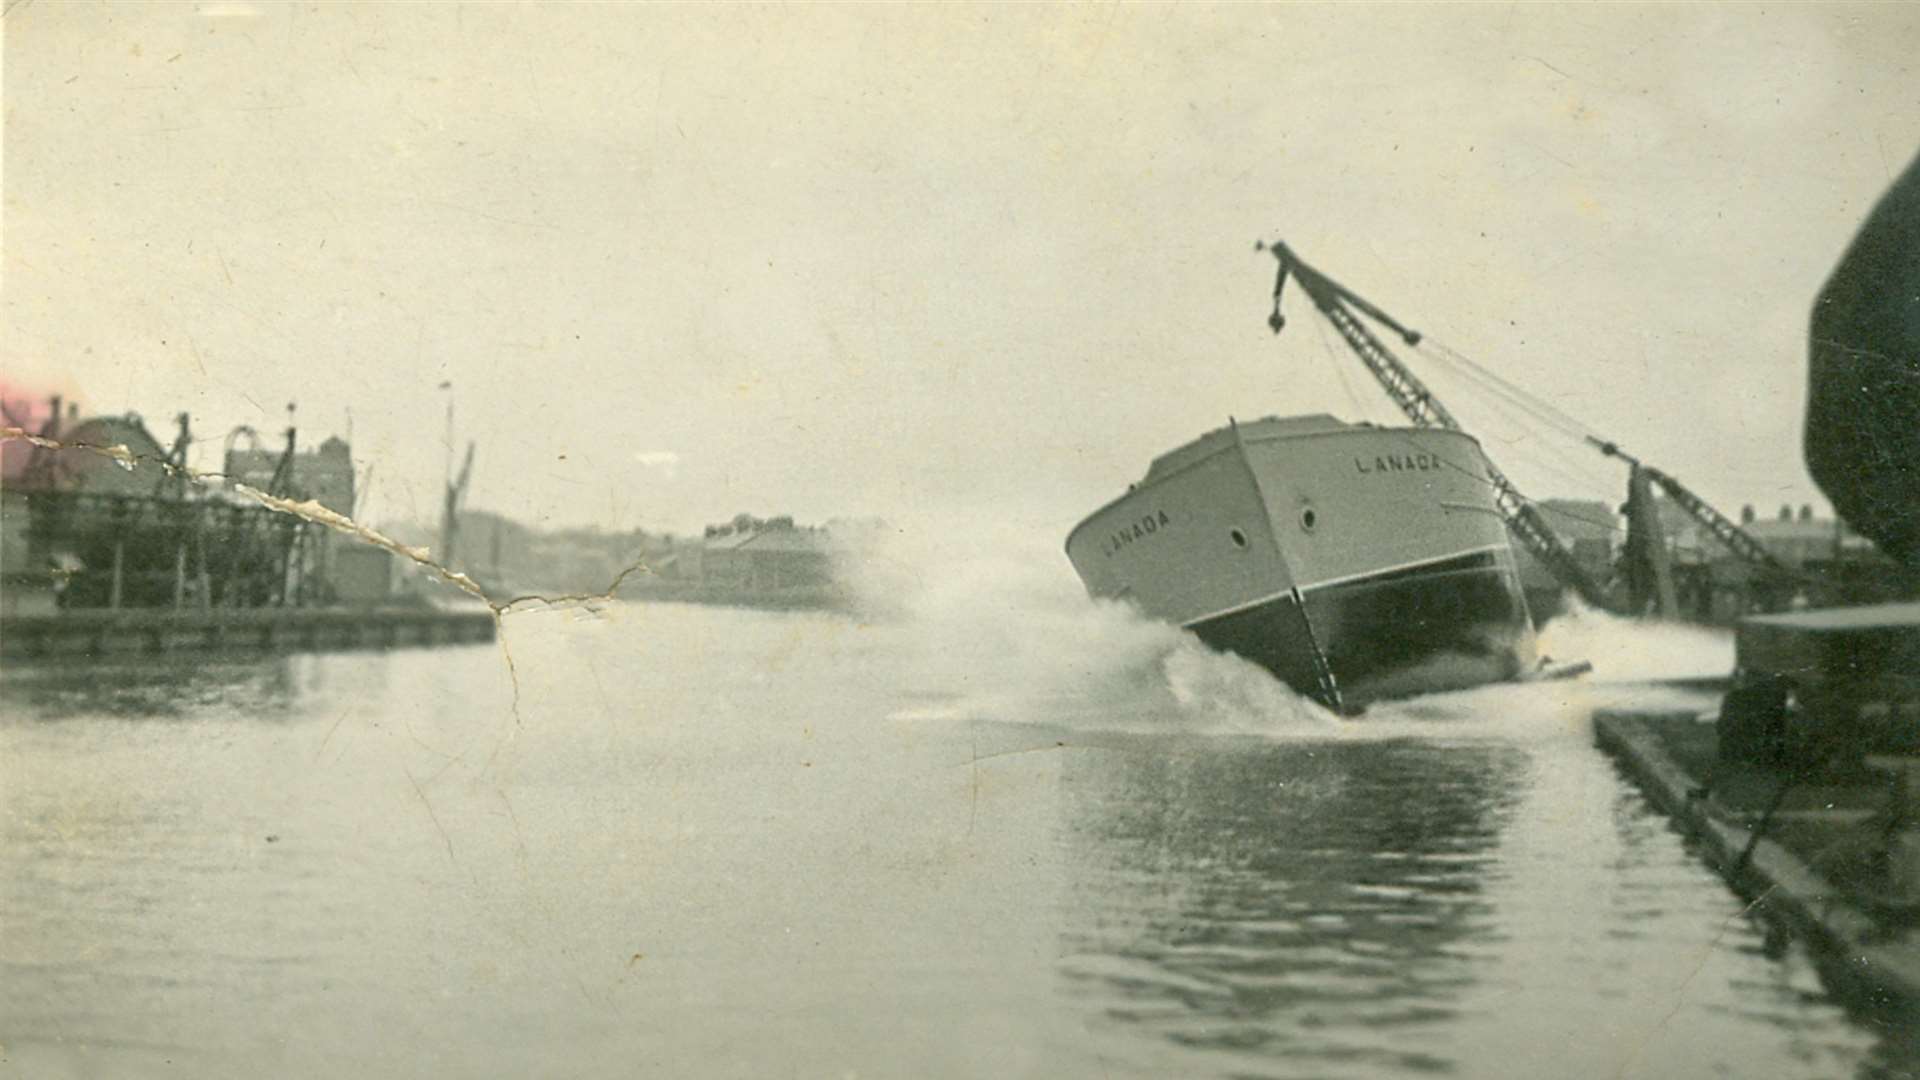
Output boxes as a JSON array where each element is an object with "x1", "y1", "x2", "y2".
[
  {"x1": 701, "y1": 516, "x2": 835, "y2": 594},
  {"x1": 224, "y1": 435, "x2": 355, "y2": 514}
]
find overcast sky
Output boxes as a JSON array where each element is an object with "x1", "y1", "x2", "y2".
[{"x1": 7, "y1": 3, "x2": 1918, "y2": 540}]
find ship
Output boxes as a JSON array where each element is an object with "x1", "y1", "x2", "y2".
[
  {"x1": 1065, "y1": 414, "x2": 1537, "y2": 711},
  {"x1": 1063, "y1": 237, "x2": 1862, "y2": 711}
]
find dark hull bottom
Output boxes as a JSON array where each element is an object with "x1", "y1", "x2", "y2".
[{"x1": 1188, "y1": 551, "x2": 1533, "y2": 711}]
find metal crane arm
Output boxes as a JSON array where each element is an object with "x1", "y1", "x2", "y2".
[
  {"x1": 1263, "y1": 241, "x2": 1617, "y2": 611},
  {"x1": 1586, "y1": 437, "x2": 1788, "y2": 573},
  {"x1": 1485, "y1": 461, "x2": 1615, "y2": 610},
  {"x1": 268, "y1": 426, "x2": 297, "y2": 498},
  {"x1": 1266, "y1": 243, "x2": 1459, "y2": 429},
  {"x1": 452, "y1": 441, "x2": 476, "y2": 511}
]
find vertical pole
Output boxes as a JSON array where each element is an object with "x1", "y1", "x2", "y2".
[
  {"x1": 201, "y1": 515, "x2": 215, "y2": 609},
  {"x1": 196, "y1": 521, "x2": 211, "y2": 610},
  {"x1": 440, "y1": 388, "x2": 455, "y2": 564},
  {"x1": 1624, "y1": 466, "x2": 1679, "y2": 616},
  {"x1": 281, "y1": 522, "x2": 296, "y2": 607},
  {"x1": 224, "y1": 506, "x2": 243, "y2": 609},
  {"x1": 110, "y1": 539, "x2": 125, "y2": 610},
  {"x1": 173, "y1": 543, "x2": 187, "y2": 609}
]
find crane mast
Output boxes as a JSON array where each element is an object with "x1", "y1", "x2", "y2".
[
  {"x1": 1588, "y1": 438, "x2": 1789, "y2": 575},
  {"x1": 1261, "y1": 241, "x2": 1617, "y2": 612},
  {"x1": 442, "y1": 440, "x2": 476, "y2": 567}
]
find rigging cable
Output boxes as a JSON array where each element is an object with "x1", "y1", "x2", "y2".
[
  {"x1": 1323, "y1": 321, "x2": 1630, "y2": 532},
  {"x1": 1416, "y1": 354, "x2": 1621, "y2": 501},
  {"x1": 1398, "y1": 332, "x2": 1632, "y2": 510},
  {"x1": 1417, "y1": 336, "x2": 1603, "y2": 445},
  {"x1": 1310, "y1": 305, "x2": 1374, "y2": 422}
]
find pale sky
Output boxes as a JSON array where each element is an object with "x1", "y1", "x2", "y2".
[{"x1": 7, "y1": 3, "x2": 1918, "y2": 539}]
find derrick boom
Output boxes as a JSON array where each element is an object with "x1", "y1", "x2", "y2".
[
  {"x1": 1643, "y1": 466, "x2": 1785, "y2": 572},
  {"x1": 1586, "y1": 436, "x2": 1789, "y2": 575},
  {"x1": 1263, "y1": 241, "x2": 1616, "y2": 611}
]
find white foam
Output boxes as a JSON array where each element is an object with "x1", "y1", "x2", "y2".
[
  {"x1": 855, "y1": 522, "x2": 1338, "y2": 736},
  {"x1": 1535, "y1": 595, "x2": 1735, "y2": 683},
  {"x1": 856, "y1": 527, "x2": 1730, "y2": 740}
]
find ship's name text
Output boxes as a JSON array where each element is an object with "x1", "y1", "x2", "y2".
[
  {"x1": 1105, "y1": 509, "x2": 1173, "y2": 556},
  {"x1": 1355, "y1": 453, "x2": 1442, "y2": 475}
]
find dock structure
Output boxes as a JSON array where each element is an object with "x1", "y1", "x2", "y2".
[
  {"x1": 1593, "y1": 601, "x2": 1920, "y2": 1016},
  {"x1": 0, "y1": 607, "x2": 495, "y2": 661},
  {"x1": 1, "y1": 401, "x2": 493, "y2": 660},
  {"x1": 1594, "y1": 709, "x2": 1920, "y2": 1014},
  {"x1": 1737, "y1": 602, "x2": 1920, "y2": 713}
]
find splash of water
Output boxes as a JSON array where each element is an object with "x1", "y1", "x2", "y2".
[
  {"x1": 851, "y1": 526, "x2": 1731, "y2": 740},
  {"x1": 1355, "y1": 598, "x2": 1735, "y2": 740},
  {"x1": 849, "y1": 522, "x2": 1338, "y2": 736},
  {"x1": 1535, "y1": 595, "x2": 1734, "y2": 684}
]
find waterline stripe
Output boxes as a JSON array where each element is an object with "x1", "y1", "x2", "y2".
[
  {"x1": 1299, "y1": 543, "x2": 1505, "y2": 593},
  {"x1": 1179, "y1": 544, "x2": 1508, "y2": 629}
]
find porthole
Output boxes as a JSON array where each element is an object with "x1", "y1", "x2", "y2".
[
  {"x1": 1300, "y1": 508, "x2": 1318, "y2": 532},
  {"x1": 1229, "y1": 528, "x2": 1249, "y2": 549}
]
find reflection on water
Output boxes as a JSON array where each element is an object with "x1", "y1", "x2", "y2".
[
  {"x1": 1057, "y1": 739, "x2": 1525, "y2": 1076},
  {"x1": 0, "y1": 651, "x2": 387, "y2": 721},
  {"x1": 1, "y1": 601, "x2": 1916, "y2": 1079},
  {"x1": 1048, "y1": 715, "x2": 1914, "y2": 1080}
]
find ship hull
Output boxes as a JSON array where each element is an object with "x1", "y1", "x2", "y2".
[
  {"x1": 1065, "y1": 415, "x2": 1536, "y2": 711},
  {"x1": 1187, "y1": 548, "x2": 1530, "y2": 709}
]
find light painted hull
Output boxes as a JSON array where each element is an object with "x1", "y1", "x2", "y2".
[{"x1": 1065, "y1": 416, "x2": 1536, "y2": 710}]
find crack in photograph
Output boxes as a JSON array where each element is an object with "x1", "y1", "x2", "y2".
[{"x1": 4, "y1": 4, "x2": 1919, "y2": 1078}]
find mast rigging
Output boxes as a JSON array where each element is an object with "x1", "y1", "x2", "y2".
[{"x1": 1260, "y1": 241, "x2": 1616, "y2": 611}]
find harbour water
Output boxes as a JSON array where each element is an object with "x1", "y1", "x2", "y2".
[{"x1": 4, "y1": 555, "x2": 1917, "y2": 1079}]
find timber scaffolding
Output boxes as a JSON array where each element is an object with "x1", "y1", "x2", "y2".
[
  {"x1": 1, "y1": 401, "x2": 496, "y2": 660},
  {"x1": 2, "y1": 400, "x2": 327, "y2": 611},
  {"x1": 15, "y1": 489, "x2": 325, "y2": 611},
  {"x1": 1, "y1": 487, "x2": 497, "y2": 660}
]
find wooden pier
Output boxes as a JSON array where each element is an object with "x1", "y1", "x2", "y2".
[{"x1": 0, "y1": 607, "x2": 495, "y2": 661}]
